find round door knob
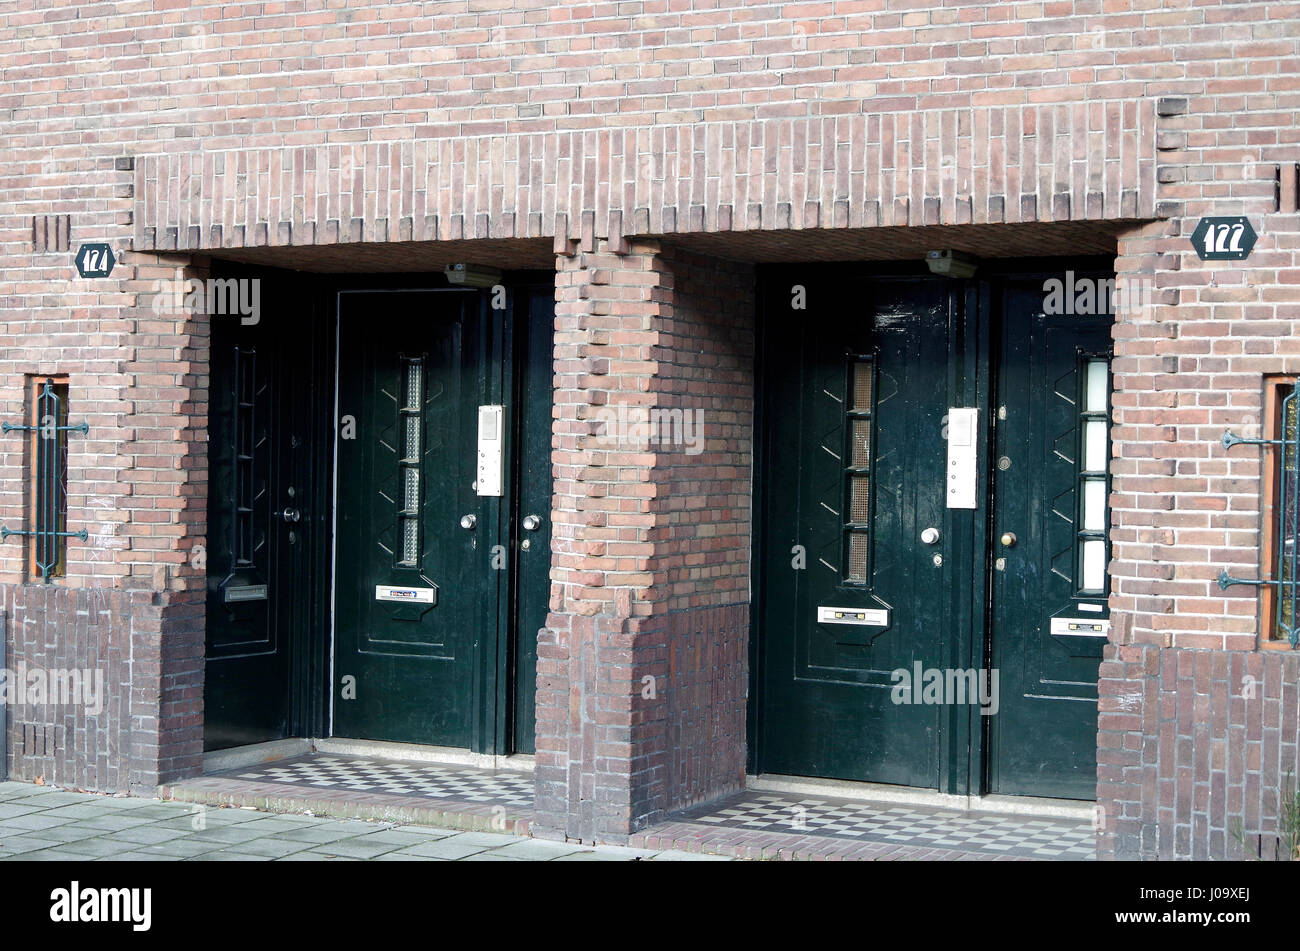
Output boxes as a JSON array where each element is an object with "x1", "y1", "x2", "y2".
[
  {"x1": 1000, "y1": 532, "x2": 1017, "y2": 548},
  {"x1": 920, "y1": 527, "x2": 941, "y2": 545},
  {"x1": 278, "y1": 508, "x2": 300, "y2": 524},
  {"x1": 459, "y1": 514, "x2": 477, "y2": 530},
  {"x1": 522, "y1": 514, "x2": 541, "y2": 532}
]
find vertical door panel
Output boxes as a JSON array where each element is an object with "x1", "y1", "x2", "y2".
[
  {"x1": 332, "y1": 291, "x2": 482, "y2": 747},
  {"x1": 204, "y1": 280, "x2": 306, "y2": 751},
  {"x1": 759, "y1": 277, "x2": 952, "y2": 786},
  {"x1": 509, "y1": 289, "x2": 554, "y2": 754},
  {"x1": 987, "y1": 277, "x2": 1111, "y2": 799}
]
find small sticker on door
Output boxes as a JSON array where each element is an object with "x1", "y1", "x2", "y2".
[{"x1": 375, "y1": 585, "x2": 436, "y2": 604}]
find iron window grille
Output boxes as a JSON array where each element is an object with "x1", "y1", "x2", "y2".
[
  {"x1": 1218, "y1": 379, "x2": 1299, "y2": 648},
  {"x1": 1, "y1": 377, "x2": 88, "y2": 582}
]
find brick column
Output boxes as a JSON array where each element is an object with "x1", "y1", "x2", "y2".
[{"x1": 534, "y1": 237, "x2": 754, "y2": 842}]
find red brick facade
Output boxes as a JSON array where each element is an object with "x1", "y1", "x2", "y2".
[{"x1": 2, "y1": 1, "x2": 1298, "y2": 858}]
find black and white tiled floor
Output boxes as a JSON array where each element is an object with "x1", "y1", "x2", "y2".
[
  {"x1": 228, "y1": 754, "x2": 534, "y2": 809},
  {"x1": 674, "y1": 792, "x2": 1097, "y2": 860},
  {"x1": 216, "y1": 754, "x2": 1095, "y2": 859}
]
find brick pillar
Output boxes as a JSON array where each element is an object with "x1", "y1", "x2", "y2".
[
  {"x1": 534, "y1": 237, "x2": 754, "y2": 842},
  {"x1": 123, "y1": 252, "x2": 210, "y2": 788}
]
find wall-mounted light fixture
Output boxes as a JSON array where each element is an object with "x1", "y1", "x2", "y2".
[
  {"x1": 445, "y1": 263, "x2": 504, "y2": 288},
  {"x1": 924, "y1": 250, "x2": 979, "y2": 279}
]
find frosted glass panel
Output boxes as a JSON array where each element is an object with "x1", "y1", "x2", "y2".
[
  {"x1": 1081, "y1": 539, "x2": 1106, "y2": 591},
  {"x1": 1085, "y1": 360, "x2": 1108, "y2": 412},
  {"x1": 1083, "y1": 479, "x2": 1106, "y2": 531},
  {"x1": 1085, "y1": 420, "x2": 1108, "y2": 471}
]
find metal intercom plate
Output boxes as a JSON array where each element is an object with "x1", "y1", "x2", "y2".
[
  {"x1": 817, "y1": 605, "x2": 889, "y2": 626},
  {"x1": 477, "y1": 404, "x2": 504, "y2": 497},
  {"x1": 946, "y1": 407, "x2": 978, "y2": 509}
]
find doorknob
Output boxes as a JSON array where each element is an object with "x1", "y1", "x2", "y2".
[
  {"x1": 459, "y1": 514, "x2": 477, "y2": 530},
  {"x1": 920, "y1": 527, "x2": 941, "y2": 545},
  {"x1": 1000, "y1": 532, "x2": 1017, "y2": 548},
  {"x1": 522, "y1": 514, "x2": 542, "y2": 532},
  {"x1": 276, "y1": 508, "x2": 300, "y2": 524}
]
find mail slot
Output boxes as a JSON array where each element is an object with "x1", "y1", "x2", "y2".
[
  {"x1": 817, "y1": 605, "x2": 889, "y2": 626},
  {"x1": 375, "y1": 585, "x2": 436, "y2": 605},
  {"x1": 224, "y1": 584, "x2": 268, "y2": 603},
  {"x1": 1049, "y1": 617, "x2": 1110, "y2": 636}
]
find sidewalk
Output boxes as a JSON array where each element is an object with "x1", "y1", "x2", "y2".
[{"x1": 0, "y1": 782, "x2": 730, "y2": 862}]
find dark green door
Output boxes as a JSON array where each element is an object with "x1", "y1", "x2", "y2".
[
  {"x1": 333, "y1": 290, "x2": 485, "y2": 747},
  {"x1": 507, "y1": 290, "x2": 555, "y2": 755},
  {"x1": 758, "y1": 276, "x2": 955, "y2": 786},
  {"x1": 757, "y1": 265, "x2": 1110, "y2": 800},
  {"x1": 986, "y1": 278, "x2": 1111, "y2": 799},
  {"x1": 331, "y1": 286, "x2": 554, "y2": 751},
  {"x1": 205, "y1": 275, "x2": 316, "y2": 751}
]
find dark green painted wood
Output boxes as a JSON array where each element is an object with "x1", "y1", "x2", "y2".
[
  {"x1": 332, "y1": 290, "x2": 484, "y2": 747},
  {"x1": 758, "y1": 276, "x2": 955, "y2": 786},
  {"x1": 204, "y1": 274, "x2": 312, "y2": 751},
  {"x1": 985, "y1": 276, "x2": 1110, "y2": 799},
  {"x1": 508, "y1": 288, "x2": 554, "y2": 754}
]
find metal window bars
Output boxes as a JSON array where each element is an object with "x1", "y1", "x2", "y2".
[
  {"x1": 1, "y1": 379, "x2": 89, "y2": 582},
  {"x1": 1218, "y1": 387, "x2": 1300, "y2": 648}
]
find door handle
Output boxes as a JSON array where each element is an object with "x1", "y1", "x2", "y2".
[
  {"x1": 459, "y1": 514, "x2": 477, "y2": 530},
  {"x1": 276, "y1": 508, "x2": 301, "y2": 524},
  {"x1": 920, "y1": 527, "x2": 941, "y2": 545},
  {"x1": 1000, "y1": 532, "x2": 1017, "y2": 548},
  {"x1": 522, "y1": 514, "x2": 542, "y2": 532}
]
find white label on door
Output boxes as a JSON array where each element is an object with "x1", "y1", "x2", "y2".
[
  {"x1": 946, "y1": 407, "x2": 979, "y2": 509},
  {"x1": 477, "y1": 404, "x2": 504, "y2": 497},
  {"x1": 1049, "y1": 617, "x2": 1110, "y2": 636},
  {"x1": 817, "y1": 605, "x2": 889, "y2": 626},
  {"x1": 375, "y1": 585, "x2": 436, "y2": 604}
]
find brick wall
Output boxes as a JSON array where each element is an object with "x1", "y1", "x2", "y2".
[
  {"x1": 0, "y1": 584, "x2": 198, "y2": 792},
  {"x1": 1099, "y1": 646, "x2": 1300, "y2": 860},
  {"x1": 1097, "y1": 76, "x2": 1300, "y2": 857},
  {"x1": 536, "y1": 240, "x2": 752, "y2": 840},
  {"x1": 2, "y1": 1, "x2": 1299, "y2": 853}
]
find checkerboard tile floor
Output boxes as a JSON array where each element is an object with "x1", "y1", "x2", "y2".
[
  {"x1": 673, "y1": 792, "x2": 1096, "y2": 860},
  {"x1": 226, "y1": 754, "x2": 533, "y2": 810}
]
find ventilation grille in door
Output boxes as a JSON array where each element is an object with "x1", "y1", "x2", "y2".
[
  {"x1": 844, "y1": 356, "x2": 876, "y2": 584},
  {"x1": 397, "y1": 357, "x2": 424, "y2": 568}
]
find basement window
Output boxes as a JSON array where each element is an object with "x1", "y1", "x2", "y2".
[
  {"x1": 16, "y1": 376, "x2": 81, "y2": 583},
  {"x1": 1263, "y1": 377, "x2": 1299, "y2": 646}
]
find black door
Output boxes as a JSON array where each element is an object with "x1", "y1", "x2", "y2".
[
  {"x1": 206, "y1": 278, "x2": 554, "y2": 755},
  {"x1": 986, "y1": 278, "x2": 1111, "y2": 799},
  {"x1": 204, "y1": 276, "x2": 315, "y2": 751},
  {"x1": 756, "y1": 264, "x2": 1109, "y2": 800},
  {"x1": 330, "y1": 285, "x2": 554, "y2": 751},
  {"x1": 507, "y1": 290, "x2": 555, "y2": 755},
  {"x1": 757, "y1": 275, "x2": 956, "y2": 786},
  {"x1": 332, "y1": 290, "x2": 486, "y2": 747}
]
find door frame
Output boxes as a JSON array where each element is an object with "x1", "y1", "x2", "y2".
[
  {"x1": 202, "y1": 265, "x2": 554, "y2": 756},
  {"x1": 748, "y1": 256, "x2": 1116, "y2": 799}
]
